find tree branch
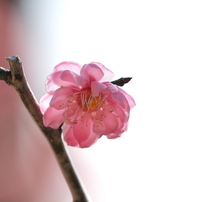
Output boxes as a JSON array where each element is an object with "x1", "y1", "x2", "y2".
[{"x1": 0, "y1": 56, "x2": 90, "y2": 202}]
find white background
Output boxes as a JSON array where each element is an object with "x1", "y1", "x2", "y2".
[{"x1": 19, "y1": 0, "x2": 202, "y2": 201}]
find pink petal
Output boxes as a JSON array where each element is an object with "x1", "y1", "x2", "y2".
[
  {"x1": 46, "y1": 62, "x2": 82, "y2": 92},
  {"x1": 80, "y1": 63, "x2": 104, "y2": 82},
  {"x1": 107, "y1": 120, "x2": 129, "y2": 139},
  {"x1": 90, "y1": 62, "x2": 114, "y2": 82},
  {"x1": 53, "y1": 61, "x2": 81, "y2": 74},
  {"x1": 104, "y1": 83, "x2": 132, "y2": 110},
  {"x1": 63, "y1": 124, "x2": 79, "y2": 147},
  {"x1": 93, "y1": 110, "x2": 119, "y2": 135},
  {"x1": 39, "y1": 92, "x2": 54, "y2": 113},
  {"x1": 107, "y1": 112, "x2": 128, "y2": 139},
  {"x1": 46, "y1": 71, "x2": 71, "y2": 92},
  {"x1": 43, "y1": 107, "x2": 64, "y2": 129},
  {"x1": 92, "y1": 118, "x2": 105, "y2": 136},
  {"x1": 118, "y1": 88, "x2": 136, "y2": 109},
  {"x1": 104, "y1": 82, "x2": 119, "y2": 93},
  {"x1": 91, "y1": 81, "x2": 107, "y2": 97},
  {"x1": 102, "y1": 112, "x2": 119, "y2": 134},
  {"x1": 60, "y1": 70, "x2": 87, "y2": 86},
  {"x1": 106, "y1": 132, "x2": 123, "y2": 139},
  {"x1": 111, "y1": 102, "x2": 129, "y2": 123},
  {"x1": 46, "y1": 70, "x2": 83, "y2": 92},
  {"x1": 111, "y1": 91, "x2": 130, "y2": 109},
  {"x1": 50, "y1": 87, "x2": 75, "y2": 110},
  {"x1": 72, "y1": 115, "x2": 98, "y2": 148}
]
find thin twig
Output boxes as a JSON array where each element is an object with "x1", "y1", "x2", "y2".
[
  {"x1": 111, "y1": 77, "x2": 132, "y2": 86},
  {"x1": 0, "y1": 56, "x2": 90, "y2": 202}
]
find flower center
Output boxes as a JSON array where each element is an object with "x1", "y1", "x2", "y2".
[
  {"x1": 63, "y1": 89, "x2": 106, "y2": 125},
  {"x1": 78, "y1": 89, "x2": 105, "y2": 112}
]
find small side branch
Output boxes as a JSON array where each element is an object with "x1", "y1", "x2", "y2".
[
  {"x1": 111, "y1": 77, "x2": 132, "y2": 86},
  {"x1": 0, "y1": 56, "x2": 90, "y2": 202},
  {"x1": 0, "y1": 66, "x2": 10, "y2": 80}
]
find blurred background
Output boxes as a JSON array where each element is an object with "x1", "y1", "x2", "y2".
[{"x1": 0, "y1": 0, "x2": 202, "y2": 201}]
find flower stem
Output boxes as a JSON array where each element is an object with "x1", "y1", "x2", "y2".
[{"x1": 1, "y1": 56, "x2": 91, "y2": 202}]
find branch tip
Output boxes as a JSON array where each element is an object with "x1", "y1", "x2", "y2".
[
  {"x1": 111, "y1": 77, "x2": 133, "y2": 86},
  {"x1": 0, "y1": 67, "x2": 11, "y2": 81},
  {"x1": 6, "y1": 55, "x2": 20, "y2": 62}
]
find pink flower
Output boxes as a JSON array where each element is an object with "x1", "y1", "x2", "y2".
[{"x1": 40, "y1": 62, "x2": 135, "y2": 148}]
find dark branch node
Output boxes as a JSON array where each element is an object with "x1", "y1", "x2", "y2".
[{"x1": 14, "y1": 73, "x2": 23, "y2": 81}]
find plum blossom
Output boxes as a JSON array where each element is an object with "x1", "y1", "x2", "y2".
[{"x1": 39, "y1": 62, "x2": 135, "y2": 148}]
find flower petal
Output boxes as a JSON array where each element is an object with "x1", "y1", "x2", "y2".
[
  {"x1": 107, "y1": 116, "x2": 129, "y2": 139},
  {"x1": 46, "y1": 62, "x2": 82, "y2": 92},
  {"x1": 105, "y1": 82, "x2": 135, "y2": 109},
  {"x1": 50, "y1": 87, "x2": 76, "y2": 110},
  {"x1": 72, "y1": 115, "x2": 98, "y2": 148},
  {"x1": 106, "y1": 131, "x2": 123, "y2": 139},
  {"x1": 102, "y1": 112, "x2": 119, "y2": 134},
  {"x1": 93, "y1": 110, "x2": 119, "y2": 136},
  {"x1": 63, "y1": 124, "x2": 79, "y2": 147},
  {"x1": 60, "y1": 70, "x2": 87, "y2": 86},
  {"x1": 39, "y1": 92, "x2": 54, "y2": 113},
  {"x1": 80, "y1": 63, "x2": 104, "y2": 82},
  {"x1": 91, "y1": 81, "x2": 107, "y2": 97},
  {"x1": 53, "y1": 61, "x2": 81, "y2": 74},
  {"x1": 111, "y1": 102, "x2": 129, "y2": 123},
  {"x1": 111, "y1": 91, "x2": 130, "y2": 109},
  {"x1": 43, "y1": 107, "x2": 64, "y2": 129},
  {"x1": 118, "y1": 88, "x2": 136, "y2": 109},
  {"x1": 103, "y1": 82, "x2": 118, "y2": 93},
  {"x1": 106, "y1": 106, "x2": 129, "y2": 139},
  {"x1": 46, "y1": 71, "x2": 67, "y2": 92},
  {"x1": 90, "y1": 62, "x2": 114, "y2": 82}
]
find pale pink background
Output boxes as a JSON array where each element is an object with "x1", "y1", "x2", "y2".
[
  {"x1": 0, "y1": 1, "x2": 70, "y2": 201},
  {"x1": 0, "y1": 1, "x2": 102, "y2": 202}
]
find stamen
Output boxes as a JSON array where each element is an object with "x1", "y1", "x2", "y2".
[{"x1": 63, "y1": 88, "x2": 106, "y2": 124}]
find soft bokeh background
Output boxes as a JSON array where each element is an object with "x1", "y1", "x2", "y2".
[{"x1": 0, "y1": 0, "x2": 202, "y2": 201}]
